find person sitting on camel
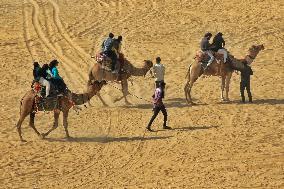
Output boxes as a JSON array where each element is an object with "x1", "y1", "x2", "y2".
[
  {"x1": 113, "y1": 35, "x2": 124, "y2": 71},
  {"x1": 200, "y1": 32, "x2": 214, "y2": 70},
  {"x1": 33, "y1": 62, "x2": 50, "y2": 98},
  {"x1": 48, "y1": 59, "x2": 67, "y2": 94},
  {"x1": 101, "y1": 33, "x2": 117, "y2": 73},
  {"x1": 212, "y1": 32, "x2": 228, "y2": 63}
]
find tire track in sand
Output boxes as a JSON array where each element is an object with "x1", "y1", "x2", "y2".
[
  {"x1": 23, "y1": 1, "x2": 38, "y2": 61},
  {"x1": 41, "y1": 1, "x2": 84, "y2": 88},
  {"x1": 28, "y1": 0, "x2": 88, "y2": 86},
  {"x1": 48, "y1": 0, "x2": 95, "y2": 69}
]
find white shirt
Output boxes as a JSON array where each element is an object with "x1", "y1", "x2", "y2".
[{"x1": 153, "y1": 63, "x2": 165, "y2": 81}]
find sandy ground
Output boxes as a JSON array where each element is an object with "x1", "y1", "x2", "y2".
[{"x1": 0, "y1": 0, "x2": 283, "y2": 188}]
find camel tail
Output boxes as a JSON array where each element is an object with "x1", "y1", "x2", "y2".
[{"x1": 185, "y1": 64, "x2": 192, "y2": 79}]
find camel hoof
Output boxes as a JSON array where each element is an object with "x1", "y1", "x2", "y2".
[
  {"x1": 221, "y1": 98, "x2": 230, "y2": 102},
  {"x1": 188, "y1": 102, "x2": 196, "y2": 106},
  {"x1": 41, "y1": 133, "x2": 47, "y2": 139},
  {"x1": 125, "y1": 101, "x2": 131, "y2": 105},
  {"x1": 113, "y1": 98, "x2": 121, "y2": 103}
]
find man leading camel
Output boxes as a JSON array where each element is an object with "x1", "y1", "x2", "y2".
[{"x1": 240, "y1": 63, "x2": 253, "y2": 103}]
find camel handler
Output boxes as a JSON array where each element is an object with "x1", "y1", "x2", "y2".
[
  {"x1": 152, "y1": 57, "x2": 165, "y2": 88},
  {"x1": 240, "y1": 63, "x2": 253, "y2": 103},
  {"x1": 146, "y1": 81, "x2": 172, "y2": 132}
]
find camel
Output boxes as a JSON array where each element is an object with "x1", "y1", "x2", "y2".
[
  {"x1": 184, "y1": 44, "x2": 265, "y2": 104},
  {"x1": 89, "y1": 57, "x2": 153, "y2": 104},
  {"x1": 16, "y1": 80, "x2": 106, "y2": 142}
]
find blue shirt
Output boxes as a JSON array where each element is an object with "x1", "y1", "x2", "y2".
[
  {"x1": 102, "y1": 37, "x2": 114, "y2": 52},
  {"x1": 51, "y1": 67, "x2": 62, "y2": 80}
]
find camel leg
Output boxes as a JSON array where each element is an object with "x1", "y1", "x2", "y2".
[
  {"x1": 63, "y1": 110, "x2": 70, "y2": 138},
  {"x1": 97, "y1": 92, "x2": 108, "y2": 106},
  {"x1": 221, "y1": 76, "x2": 226, "y2": 101},
  {"x1": 29, "y1": 112, "x2": 41, "y2": 137},
  {"x1": 122, "y1": 79, "x2": 130, "y2": 105},
  {"x1": 42, "y1": 111, "x2": 60, "y2": 138},
  {"x1": 114, "y1": 79, "x2": 130, "y2": 104},
  {"x1": 184, "y1": 81, "x2": 190, "y2": 103},
  {"x1": 225, "y1": 72, "x2": 232, "y2": 101},
  {"x1": 185, "y1": 81, "x2": 195, "y2": 105},
  {"x1": 16, "y1": 115, "x2": 28, "y2": 142}
]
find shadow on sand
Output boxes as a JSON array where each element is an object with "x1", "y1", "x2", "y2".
[
  {"x1": 217, "y1": 98, "x2": 284, "y2": 105},
  {"x1": 170, "y1": 125, "x2": 219, "y2": 131},
  {"x1": 154, "y1": 125, "x2": 219, "y2": 132},
  {"x1": 45, "y1": 135, "x2": 173, "y2": 143},
  {"x1": 123, "y1": 98, "x2": 207, "y2": 109}
]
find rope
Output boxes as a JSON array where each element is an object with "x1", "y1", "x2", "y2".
[{"x1": 107, "y1": 82, "x2": 152, "y2": 103}]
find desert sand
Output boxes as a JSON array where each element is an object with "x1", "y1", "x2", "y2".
[{"x1": 0, "y1": 0, "x2": 283, "y2": 188}]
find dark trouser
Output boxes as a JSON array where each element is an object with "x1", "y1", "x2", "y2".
[
  {"x1": 51, "y1": 79, "x2": 67, "y2": 93},
  {"x1": 155, "y1": 80, "x2": 164, "y2": 88},
  {"x1": 104, "y1": 50, "x2": 117, "y2": 71},
  {"x1": 147, "y1": 105, "x2": 167, "y2": 128},
  {"x1": 240, "y1": 80, "x2": 252, "y2": 102}
]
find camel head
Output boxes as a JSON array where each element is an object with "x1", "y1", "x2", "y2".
[
  {"x1": 143, "y1": 60, "x2": 153, "y2": 70},
  {"x1": 248, "y1": 44, "x2": 265, "y2": 58}
]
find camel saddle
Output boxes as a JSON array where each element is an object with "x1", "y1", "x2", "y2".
[
  {"x1": 32, "y1": 82, "x2": 72, "y2": 112},
  {"x1": 96, "y1": 52, "x2": 125, "y2": 72},
  {"x1": 195, "y1": 51, "x2": 224, "y2": 68}
]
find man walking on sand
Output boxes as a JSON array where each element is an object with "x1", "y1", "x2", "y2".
[{"x1": 146, "y1": 82, "x2": 172, "y2": 132}]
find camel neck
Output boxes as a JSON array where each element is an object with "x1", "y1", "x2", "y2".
[
  {"x1": 131, "y1": 66, "x2": 149, "y2": 76},
  {"x1": 72, "y1": 91, "x2": 95, "y2": 105}
]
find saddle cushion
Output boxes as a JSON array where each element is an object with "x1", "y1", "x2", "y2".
[{"x1": 195, "y1": 51, "x2": 224, "y2": 63}]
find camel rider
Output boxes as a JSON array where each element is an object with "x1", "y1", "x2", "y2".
[
  {"x1": 113, "y1": 35, "x2": 122, "y2": 56},
  {"x1": 101, "y1": 33, "x2": 117, "y2": 73},
  {"x1": 153, "y1": 57, "x2": 165, "y2": 88},
  {"x1": 200, "y1": 32, "x2": 214, "y2": 69},
  {"x1": 48, "y1": 59, "x2": 67, "y2": 94},
  {"x1": 33, "y1": 62, "x2": 41, "y2": 81},
  {"x1": 212, "y1": 32, "x2": 228, "y2": 63},
  {"x1": 113, "y1": 35, "x2": 123, "y2": 70},
  {"x1": 33, "y1": 62, "x2": 51, "y2": 98}
]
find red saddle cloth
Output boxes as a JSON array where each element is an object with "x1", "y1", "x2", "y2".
[
  {"x1": 96, "y1": 52, "x2": 110, "y2": 63},
  {"x1": 96, "y1": 52, "x2": 125, "y2": 72}
]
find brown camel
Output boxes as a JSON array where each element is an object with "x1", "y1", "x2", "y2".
[
  {"x1": 89, "y1": 57, "x2": 153, "y2": 104},
  {"x1": 16, "y1": 80, "x2": 106, "y2": 142},
  {"x1": 184, "y1": 44, "x2": 265, "y2": 104}
]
